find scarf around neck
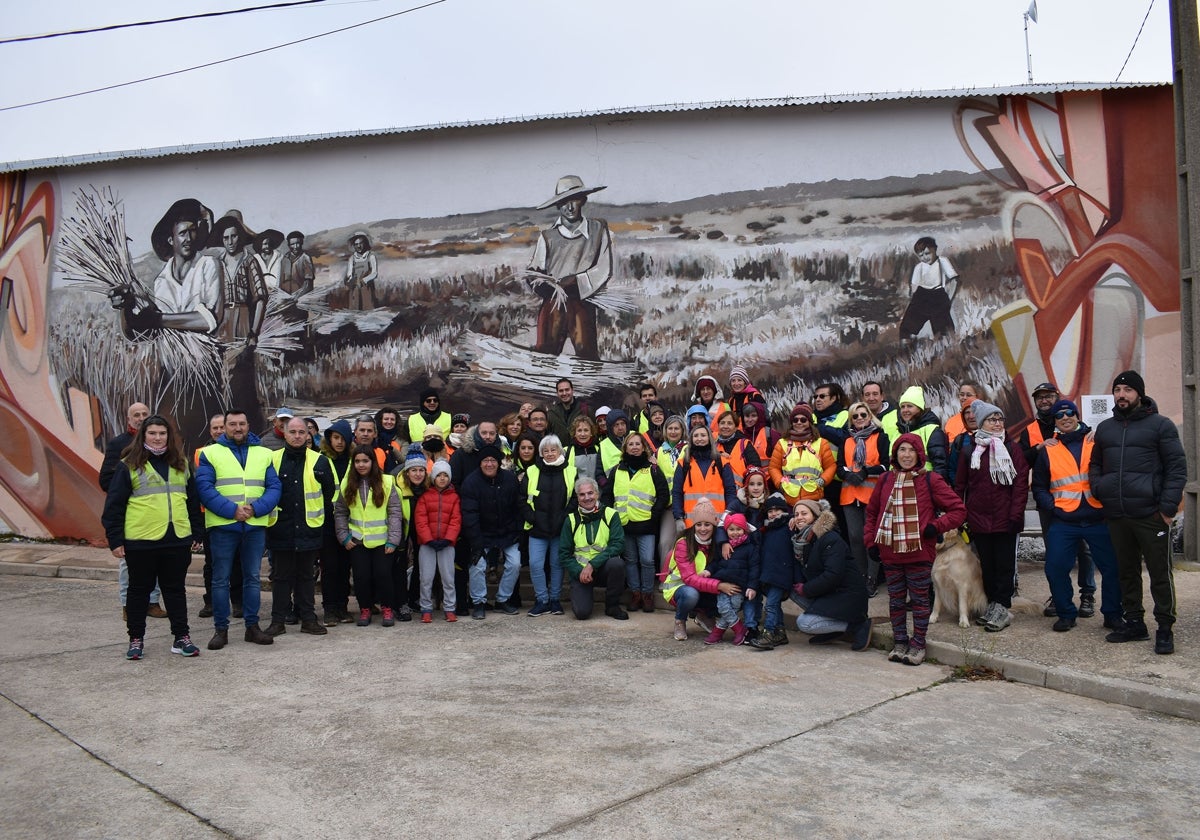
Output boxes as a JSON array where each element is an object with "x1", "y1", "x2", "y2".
[{"x1": 970, "y1": 429, "x2": 1017, "y2": 485}]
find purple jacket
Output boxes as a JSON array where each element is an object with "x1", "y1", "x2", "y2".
[{"x1": 954, "y1": 437, "x2": 1029, "y2": 534}]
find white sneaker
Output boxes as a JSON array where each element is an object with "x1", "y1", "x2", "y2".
[{"x1": 985, "y1": 606, "x2": 1012, "y2": 633}]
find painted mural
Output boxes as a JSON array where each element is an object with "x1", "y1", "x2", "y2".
[{"x1": 0, "y1": 86, "x2": 1179, "y2": 541}]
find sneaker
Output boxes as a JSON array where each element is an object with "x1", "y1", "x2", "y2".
[
  {"x1": 171, "y1": 635, "x2": 200, "y2": 656},
  {"x1": 703, "y1": 626, "x2": 725, "y2": 645},
  {"x1": 126, "y1": 637, "x2": 144, "y2": 660},
  {"x1": 398, "y1": 606, "x2": 413, "y2": 622},
  {"x1": 770, "y1": 627, "x2": 789, "y2": 647},
  {"x1": 498, "y1": 602, "x2": 519, "y2": 615},
  {"x1": 1052, "y1": 617, "x2": 1076, "y2": 632},
  {"x1": 356, "y1": 608, "x2": 371, "y2": 627},
  {"x1": 338, "y1": 609, "x2": 355, "y2": 624},
  {"x1": 1106, "y1": 620, "x2": 1150, "y2": 643},
  {"x1": 445, "y1": 611, "x2": 457, "y2": 622},
  {"x1": 1155, "y1": 628, "x2": 1175, "y2": 655},
  {"x1": 976, "y1": 602, "x2": 997, "y2": 626},
  {"x1": 549, "y1": 601, "x2": 564, "y2": 616},
  {"x1": 1042, "y1": 595, "x2": 1058, "y2": 617},
  {"x1": 381, "y1": 607, "x2": 395, "y2": 627},
  {"x1": 673, "y1": 620, "x2": 688, "y2": 641},
  {"x1": 198, "y1": 604, "x2": 214, "y2": 619},
  {"x1": 1103, "y1": 615, "x2": 1125, "y2": 631},
  {"x1": 472, "y1": 604, "x2": 486, "y2": 620},
  {"x1": 323, "y1": 611, "x2": 340, "y2": 627},
  {"x1": 693, "y1": 612, "x2": 714, "y2": 634},
  {"x1": 902, "y1": 646, "x2": 926, "y2": 666},
  {"x1": 985, "y1": 606, "x2": 1012, "y2": 633},
  {"x1": 421, "y1": 611, "x2": 433, "y2": 624},
  {"x1": 527, "y1": 601, "x2": 551, "y2": 617},
  {"x1": 1078, "y1": 594, "x2": 1096, "y2": 618},
  {"x1": 888, "y1": 643, "x2": 909, "y2": 663}
]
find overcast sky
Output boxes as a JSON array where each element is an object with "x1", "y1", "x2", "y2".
[{"x1": 0, "y1": 0, "x2": 1178, "y2": 166}]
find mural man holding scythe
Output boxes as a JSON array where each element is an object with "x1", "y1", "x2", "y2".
[{"x1": 525, "y1": 175, "x2": 613, "y2": 361}]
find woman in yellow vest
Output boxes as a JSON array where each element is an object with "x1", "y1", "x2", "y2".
[
  {"x1": 656, "y1": 414, "x2": 688, "y2": 569},
  {"x1": 102, "y1": 415, "x2": 204, "y2": 660},
  {"x1": 836, "y1": 402, "x2": 891, "y2": 596},
  {"x1": 602, "y1": 432, "x2": 669, "y2": 613},
  {"x1": 769, "y1": 403, "x2": 836, "y2": 504},
  {"x1": 334, "y1": 445, "x2": 404, "y2": 627}
]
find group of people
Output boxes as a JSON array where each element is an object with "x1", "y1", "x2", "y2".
[{"x1": 100, "y1": 366, "x2": 1185, "y2": 664}]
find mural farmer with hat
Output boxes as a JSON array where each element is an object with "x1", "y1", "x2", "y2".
[{"x1": 525, "y1": 175, "x2": 613, "y2": 361}]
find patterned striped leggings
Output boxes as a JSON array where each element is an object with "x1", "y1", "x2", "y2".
[{"x1": 883, "y1": 560, "x2": 933, "y2": 650}]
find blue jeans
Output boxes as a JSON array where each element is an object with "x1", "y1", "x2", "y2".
[
  {"x1": 791, "y1": 594, "x2": 848, "y2": 634},
  {"x1": 118, "y1": 559, "x2": 161, "y2": 606},
  {"x1": 672, "y1": 585, "x2": 700, "y2": 621},
  {"x1": 209, "y1": 526, "x2": 266, "y2": 630},
  {"x1": 716, "y1": 592, "x2": 744, "y2": 629},
  {"x1": 763, "y1": 585, "x2": 790, "y2": 631},
  {"x1": 528, "y1": 536, "x2": 563, "y2": 605},
  {"x1": 1045, "y1": 520, "x2": 1120, "y2": 621},
  {"x1": 623, "y1": 532, "x2": 657, "y2": 594},
  {"x1": 469, "y1": 543, "x2": 521, "y2": 605}
]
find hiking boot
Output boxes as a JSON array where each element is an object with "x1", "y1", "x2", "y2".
[
  {"x1": 1106, "y1": 620, "x2": 1150, "y2": 643},
  {"x1": 1155, "y1": 628, "x2": 1175, "y2": 655},
  {"x1": 808, "y1": 631, "x2": 842, "y2": 645},
  {"x1": 323, "y1": 611, "x2": 340, "y2": 627},
  {"x1": 244, "y1": 624, "x2": 274, "y2": 645},
  {"x1": 300, "y1": 620, "x2": 328, "y2": 636},
  {"x1": 703, "y1": 626, "x2": 725, "y2": 645},
  {"x1": 902, "y1": 646, "x2": 926, "y2": 666},
  {"x1": 888, "y1": 643, "x2": 909, "y2": 663},
  {"x1": 848, "y1": 619, "x2": 872, "y2": 651},
  {"x1": 381, "y1": 607, "x2": 395, "y2": 627},
  {"x1": 284, "y1": 612, "x2": 299, "y2": 626},
  {"x1": 629, "y1": 592, "x2": 643, "y2": 611},
  {"x1": 207, "y1": 629, "x2": 228, "y2": 650},
  {"x1": 985, "y1": 606, "x2": 1012, "y2": 633},
  {"x1": 356, "y1": 608, "x2": 371, "y2": 627},
  {"x1": 126, "y1": 637, "x2": 144, "y2": 660},
  {"x1": 264, "y1": 622, "x2": 287, "y2": 637},
  {"x1": 642, "y1": 595, "x2": 655, "y2": 613},
  {"x1": 398, "y1": 606, "x2": 413, "y2": 622},
  {"x1": 198, "y1": 604, "x2": 214, "y2": 619},
  {"x1": 1052, "y1": 617, "x2": 1076, "y2": 632},
  {"x1": 147, "y1": 602, "x2": 168, "y2": 618},
  {"x1": 747, "y1": 630, "x2": 775, "y2": 650},
  {"x1": 1078, "y1": 594, "x2": 1095, "y2": 618},
  {"x1": 673, "y1": 620, "x2": 688, "y2": 641},
  {"x1": 171, "y1": 635, "x2": 200, "y2": 656},
  {"x1": 770, "y1": 627, "x2": 789, "y2": 646},
  {"x1": 606, "y1": 605, "x2": 630, "y2": 621},
  {"x1": 472, "y1": 604, "x2": 487, "y2": 620},
  {"x1": 1042, "y1": 595, "x2": 1057, "y2": 617},
  {"x1": 731, "y1": 621, "x2": 748, "y2": 646}
]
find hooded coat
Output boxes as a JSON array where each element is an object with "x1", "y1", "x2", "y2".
[{"x1": 794, "y1": 510, "x2": 867, "y2": 623}]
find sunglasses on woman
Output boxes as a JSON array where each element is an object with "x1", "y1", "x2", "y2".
[{"x1": 1054, "y1": 409, "x2": 1077, "y2": 419}]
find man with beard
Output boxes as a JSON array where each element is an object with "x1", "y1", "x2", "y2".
[{"x1": 407, "y1": 388, "x2": 452, "y2": 444}]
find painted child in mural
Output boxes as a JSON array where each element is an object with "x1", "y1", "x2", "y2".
[
  {"x1": 899, "y1": 236, "x2": 958, "y2": 339},
  {"x1": 525, "y1": 175, "x2": 613, "y2": 361},
  {"x1": 344, "y1": 230, "x2": 378, "y2": 310}
]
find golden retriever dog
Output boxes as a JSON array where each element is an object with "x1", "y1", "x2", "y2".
[{"x1": 929, "y1": 529, "x2": 988, "y2": 629}]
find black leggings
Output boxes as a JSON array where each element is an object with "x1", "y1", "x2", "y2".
[
  {"x1": 125, "y1": 544, "x2": 191, "y2": 639},
  {"x1": 350, "y1": 544, "x2": 393, "y2": 610}
]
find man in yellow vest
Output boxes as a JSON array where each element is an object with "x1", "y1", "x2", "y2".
[
  {"x1": 196, "y1": 408, "x2": 282, "y2": 650},
  {"x1": 265, "y1": 417, "x2": 337, "y2": 638},
  {"x1": 559, "y1": 476, "x2": 627, "y2": 620},
  {"x1": 1030, "y1": 400, "x2": 1120, "y2": 632}
]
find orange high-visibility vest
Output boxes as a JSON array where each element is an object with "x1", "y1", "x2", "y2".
[
  {"x1": 840, "y1": 434, "x2": 882, "y2": 506},
  {"x1": 1047, "y1": 439, "x2": 1102, "y2": 512},
  {"x1": 680, "y1": 458, "x2": 727, "y2": 526},
  {"x1": 1026, "y1": 421, "x2": 1045, "y2": 447},
  {"x1": 720, "y1": 439, "x2": 752, "y2": 489}
]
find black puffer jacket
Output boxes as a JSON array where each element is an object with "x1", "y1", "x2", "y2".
[
  {"x1": 1088, "y1": 397, "x2": 1186, "y2": 519},
  {"x1": 460, "y1": 467, "x2": 522, "y2": 550},
  {"x1": 794, "y1": 510, "x2": 867, "y2": 624}
]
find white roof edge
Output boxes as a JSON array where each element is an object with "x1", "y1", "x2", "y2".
[{"x1": 2, "y1": 81, "x2": 1168, "y2": 173}]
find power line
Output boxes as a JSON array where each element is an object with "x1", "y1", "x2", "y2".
[
  {"x1": 0, "y1": 0, "x2": 330, "y2": 46},
  {"x1": 1115, "y1": 0, "x2": 1156, "y2": 81},
  {"x1": 0, "y1": 0, "x2": 447, "y2": 113}
]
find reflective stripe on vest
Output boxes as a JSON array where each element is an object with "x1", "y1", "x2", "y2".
[
  {"x1": 840, "y1": 434, "x2": 882, "y2": 506},
  {"x1": 125, "y1": 463, "x2": 192, "y2": 542},
  {"x1": 681, "y1": 458, "x2": 727, "y2": 526},
  {"x1": 203, "y1": 444, "x2": 274, "y2": 528},
  {"x1": 267, "y1": 448, "x2": 326, "y2": 528},
  {"x1": 781, "y1": 441, "x2": 823, "y2": 499},
  {"x1": 1047, "y1": 439, "x2": 1102, "y2": 512},
  {"x1": 342, "y1": 474, "x2": 395, "y2": 548},
  {"x1": 569, "y1": 508, "x2": 616, "y2": 565},
  {"x1": 662, "y1": 541, "x2": 707, "y2": 602},
  {"x1": 613, "y1": 467, "x2": 656, "y2": 524},
  {"x1": 522, "y1": 463, "x2": 577, "y2": 531}
]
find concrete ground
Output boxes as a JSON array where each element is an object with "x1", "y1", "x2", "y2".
[{"x1": 1, "y1": 542, "x2": 1198, "y2": 838}]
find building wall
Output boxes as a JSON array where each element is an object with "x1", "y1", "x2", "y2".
[{"x1": 0, "y1": 87, "x2": 1179, "y2": 540}]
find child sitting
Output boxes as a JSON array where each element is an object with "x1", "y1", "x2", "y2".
[{"x1": 701, "y1": 513, "x2": 759, "y2": 646}]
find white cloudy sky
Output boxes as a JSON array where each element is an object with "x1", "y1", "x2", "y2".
[{"x1": 0, "y1": 0, "x2": 1178, "y2": 165}]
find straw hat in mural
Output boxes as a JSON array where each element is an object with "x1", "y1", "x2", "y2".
[
  {"x1": 536, "y1": 175, "x2": 607, "y2": 210},
  {"x1": 151, "y1": 198, "x2": 213, "y2": 261},
  {"x1": 348, "y1": 230, "x2": 372, "y2": 247},
  {"x1": 206, "y1": 209, "x2": 257, "y2": 250},
  {"x1": 255, "y1": 229, "x2": 285, "y2": 252}
]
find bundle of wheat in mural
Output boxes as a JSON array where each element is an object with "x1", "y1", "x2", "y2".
[{"x1": 54, "y1": 186, "x2": 229, "y2": 423}]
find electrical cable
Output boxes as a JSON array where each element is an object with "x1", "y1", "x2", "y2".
[
  {"x1": 0, "y1": 0, "x2": 330, "y2": 46},
  {"x1": 1115, "y1": 0, "x2": 1156, "y2": 82},
  {"x1": 0, "y1": 0, "x2": 446, "y2": 113}
]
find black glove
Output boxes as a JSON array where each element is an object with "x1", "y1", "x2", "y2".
[
  {"x1": 843, "y1": 471, "x2": 865, "y2": 486},
  {"x1": 922, "y1": 524, "x2": 938, "y2": 539},
  {"x1": 428, "y1": 539, "x2": 451, "y2": 551}
]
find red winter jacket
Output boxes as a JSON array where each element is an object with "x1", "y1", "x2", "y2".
[{"x1": 413, "y1": 484, "x2": 462, "y2": 545}]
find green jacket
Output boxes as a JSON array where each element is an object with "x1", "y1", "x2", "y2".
[{"x1": 558, "y1": 506, "x2": 624, "y2": 580}]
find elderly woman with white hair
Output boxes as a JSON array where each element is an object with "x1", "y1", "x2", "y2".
[
  {"x1": 558, "y1": 476, "x2": 627, "y2": 620},
  {"x1": 520, "y1": 434, "x2": 575, "y2": 616}
]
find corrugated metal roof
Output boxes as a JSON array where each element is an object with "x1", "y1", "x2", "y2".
[{"x1": 2, "y1": 81, "x2": 1168, "y2": 174}]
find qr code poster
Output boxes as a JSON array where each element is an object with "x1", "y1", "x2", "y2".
[{"x1": 1082, "y1": 394, "x2": 1115, "y2": 428}]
